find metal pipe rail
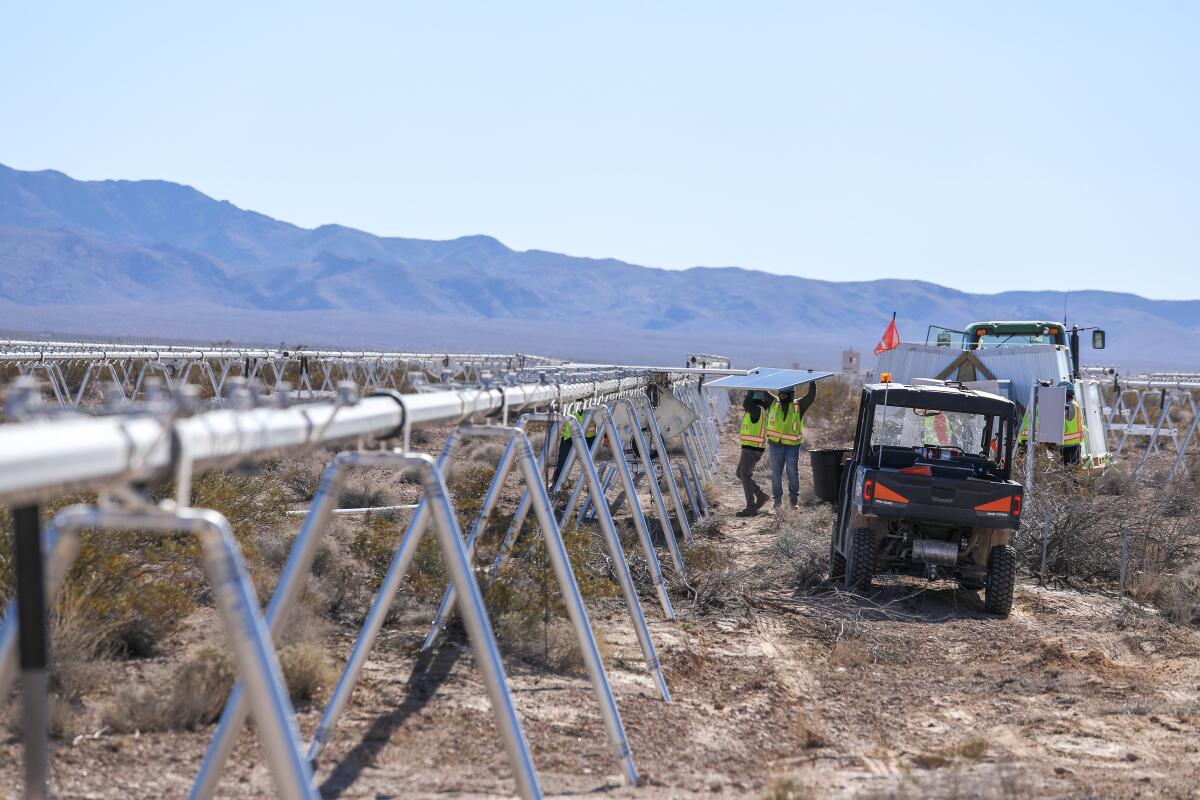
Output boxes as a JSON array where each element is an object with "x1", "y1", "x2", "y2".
[
  {"x1": 0, "y1": 340, "x2": 574, "y2": 409},
  {"x1": 0, "y1": 338, "x2": 563, "y2": 365},
  {"x1": 0, "y1": 366, "x2": 723, "y2": 798},
  {"x1": 0, "y1": 375, "x2": 658, "y2": 506}
]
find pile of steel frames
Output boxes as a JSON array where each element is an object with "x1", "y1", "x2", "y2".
[
  {"x1": 1082, "y1": 366, "x2": 1200, "y2": 479},
  {"x1": 0, "y1": 353, "x2": 737, "y2": 799}
]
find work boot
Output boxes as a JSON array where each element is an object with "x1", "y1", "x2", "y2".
[
  {"x1": 790, "y1": 497, "x2": 800, "y2": 509},
  {"x1": 772, "y1": 498, "x2": 782, "y2": 509},
  {"x1": 735, "y1": 506, "x2": 758, "y2": 518},
  {"x1": 754, "y1": 489, "x2": 770, "y2": 511}
]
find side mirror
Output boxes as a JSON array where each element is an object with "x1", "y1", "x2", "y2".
[
  {"x1": 936, "y1": 332, "x2": 951, "y2": 347},
  {"x1": 1092, "y1": 329, "x2": 1106, "y2": 349}
]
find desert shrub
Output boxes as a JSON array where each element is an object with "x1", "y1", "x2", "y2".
[
  {"x1": 669, "y1": 539, "x2": 754, "y2": 611},
  {"x1": 763, "y1": 779, "x2": 816, "y2": 800},
  {"x1": 1011, "y1": 454, "x2": 1200, "y2": 622},
  {"x1": 405, "y1": 530, "x2": 448, "y2": 603},
  {"x1": 1155, "y1": 567, "x2": 1200, "y2": 625},
  {"x1": 104, "y1": 646, "x2": 235, "y2": 733},
  {"x1": 769, "y1": 507, "x2": 831, "y2": 589},
  {"x1": 338, "y1": 481, "x2": 389, "y2": 510},
  {"x1": 277, "y1": 642, "x2": 336, "y2": 702},
  {"x1": 478, "y1": 520, "x2": 619, "y2": 671},
  {"x1": 55, "y1": 530, "x2": 198, "y2": 658},
  {"x1": 350, "y1": 514, "x2": 405, "y2": 575},
  {"x1": 278, "y1": 450, "x2": 332, "y2": 502},
  {"x1": 189, "y1": 469, "x2": 289, "y2": 557},
  {"x1": 447, "y1": 461, "x2": 497, "y2": 506},
  {"x1": 805, "y1": 377, "x2": 859, "y2": 448},
  {"x1": 102, "y1": 637, "x2": 328, "y2": 731}
]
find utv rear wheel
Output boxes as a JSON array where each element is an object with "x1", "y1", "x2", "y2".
[
  {"x1": 984, "y1": 544, "x2": 1017, "y2": 617},
  {"x1": 828, "y1": 513, "x2": 846, "y2": 580},
  {"x1": 844, "y1": 527, "x2": 876, "y2": 592},
  {"x1": 829, "y1": 537, "x2": 846, "y2": 581}
]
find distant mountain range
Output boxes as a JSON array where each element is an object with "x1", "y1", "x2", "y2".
[{"x1": 1, "y1": 162, "x2": 1195, "y2": 370}]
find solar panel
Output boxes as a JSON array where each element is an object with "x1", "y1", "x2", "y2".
[{"x1": 705, "y1": 368, "x2": 835, "y2": 392}]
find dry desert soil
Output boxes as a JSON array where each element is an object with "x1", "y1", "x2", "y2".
[{"x1": 3, "y1": 424, "x2": 1200, "y2": 799}]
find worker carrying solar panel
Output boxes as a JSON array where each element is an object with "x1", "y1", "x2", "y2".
[{"x1": 765, "y1": 383, "x2": 817, "y2": 509}]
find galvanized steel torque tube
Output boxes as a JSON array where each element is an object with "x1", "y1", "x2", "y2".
[{"x1": 0, "y1": 350, "x2": 731, "y2": 799}]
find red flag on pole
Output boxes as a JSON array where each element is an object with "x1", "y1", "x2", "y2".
[{"x1": 874, "y1": 313, "x2": 901, "y2": 356}]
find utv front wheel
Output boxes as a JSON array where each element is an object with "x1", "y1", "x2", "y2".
[
  {"x1": 984, "y1": 544, "x2": 1017, "y2": 617},
  {"x1": 844, "y1": 527, "x2": 876, "y2": 592}
]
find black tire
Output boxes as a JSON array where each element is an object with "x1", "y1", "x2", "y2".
[
  {"x1": 828, "y1": 512, "x2": 846, "y2": 580},
  {"x1": 829, "y1": 536, "x2": 846, "y2": 581},
  {"x1": 844, "y1": 527, "x2": 876, "y2": 592},
  {"x1": 984, "y1": 544, "x2": 1017, "y2": 617}
]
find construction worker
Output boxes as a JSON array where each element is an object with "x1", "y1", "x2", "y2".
[
  {"x1": 766, "y1": 382, "x2": 817, "y2": 509},
  {"x1": 1018, "y1": 381, "x2": 1084, "y2": 466},
  {"x1": 1060, "y1": 382, "x2": 1085, "y2": 465},
  {"x1": 551, "y1": 409, "x2": 597, "y2": 488},
  {"x1": 735, "y1": 391, "x2": 771, "y2": 517}
]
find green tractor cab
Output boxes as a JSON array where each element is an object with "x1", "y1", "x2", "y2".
[{"x1": 926, "y1": 321, "x2": 1105, "y2": 378}]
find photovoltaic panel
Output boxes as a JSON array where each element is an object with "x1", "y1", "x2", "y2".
[{"x1": 705, "y1": 368, "x2": 835, "y2": 392}]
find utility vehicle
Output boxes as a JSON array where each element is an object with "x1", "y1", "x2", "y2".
[{"x1": 826, "y1": 381, "x2": 1023, "y2": 616}]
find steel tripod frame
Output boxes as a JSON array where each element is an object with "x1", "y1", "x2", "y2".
[
  {"x1": 302, "y1": 429, "x2": 638, "y2": 788},
  {"x1": 677, "y1": 383, "x2": 718, "y2": 476},
  {"x1": 612, "y1": 398, "x2": 686, "y2": 572},
  {"x1": 604, "y1": 466, "x2": 644, "y2": 518},
  {"x1": 481, "y1": 405, "x2": 679, "y2": 616},
  {"x1": 632, "y1": 395, "x2": 693, "y2": 543},
  {"x1": 691, "y1": 382, "x2": 723, "y2": 470},
  {"x1": 423, "y1": 417, "x2": 671, "y2": 702},
  {"x1": 593, "y1": 457, "x2": 702, "y2": 525},
  {"x1": 222, "y1": 445, "x2": 542, "y2": 800},
  {"x1": 0, "y1": 505, "x2": 319, "y2": 800},
  {"x1": 420, "y1": 419, "x2": 529, "y2": 651},
  {"x1": 1167, "y1": 392, "x2": 1200, "y2": 480},
  {"x1": 564, "y1": 401, "x2": 687, "y2": 580},
  {"x1": 419, "y1": 424, "x2": 641, "y2": 784},
  {"x1": 679, "y1": 426, "x2": 711, "y2": 518},
  {"x1": 259, "y1": 443, "x2": 540, "y2": 800}
]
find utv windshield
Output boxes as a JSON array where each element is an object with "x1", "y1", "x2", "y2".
[{"x1": 870, "y1": 405, "x2": 992, "y2": 456}]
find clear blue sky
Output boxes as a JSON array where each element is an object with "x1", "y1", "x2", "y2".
[{"x1": 2, "y1": 2, "x2": 1197, "y2": 299}]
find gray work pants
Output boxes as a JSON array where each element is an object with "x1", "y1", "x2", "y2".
[
  {"x1": 736, "y1": 446, "x2": 765, "y2": 508},
  {"x1": 769, "y1": 442, "x2": 801, "y2": 502}
]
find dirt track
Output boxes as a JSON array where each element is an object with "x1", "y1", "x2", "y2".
[{"x1": 4, "y1": 427, "x2": 1200, "y2": 799}]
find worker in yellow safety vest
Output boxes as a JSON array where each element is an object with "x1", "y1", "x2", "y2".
[
  {"x1": 551, "y1": 409, "x2": 598, "y2": 487},
  {"x1": 766, "y1": 382, "x2": 817, "y2": 509},
  {"x1": 735, "y1": 391, "x2": 771, "y2": 517},
  {"x1": 1018, "y1": 382, "x2": 1085, "y2": 466}
]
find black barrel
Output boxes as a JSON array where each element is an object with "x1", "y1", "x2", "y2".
[{"x1": 809, "y1": 448, "x2": 848, "y2": 504}]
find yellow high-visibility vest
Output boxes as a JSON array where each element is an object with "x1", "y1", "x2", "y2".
[
  {"x1": 562, "y1": 411, "x2": 598, "y2": 440},
  {"x1": 739, "y1": 410, "x2": 767, "y2": 448},
  {"x1": 766, "y1": 401, "x2": 805, "y2": 445},
  {"x1": 1019, "y1": 400, "x2": 1084, "y2": 445}
]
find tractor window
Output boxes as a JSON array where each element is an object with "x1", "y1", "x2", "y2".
[
  {"x1": 870, "y1": 405, "x2": 992, "y2": 456},
  {"x1": 974, "y1": 332, "x2": 1056, "y2": 348}
]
